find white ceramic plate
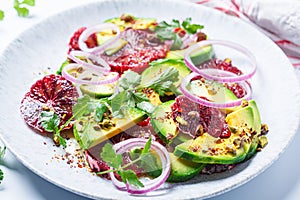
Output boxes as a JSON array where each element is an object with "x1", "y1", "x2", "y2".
[{"x1": 0, "y1": 0, "x2": 300, "y2": 199}]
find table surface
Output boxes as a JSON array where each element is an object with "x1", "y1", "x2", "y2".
[{"x1": 1, "y1": 1, "x2": 300, "y2": 200}]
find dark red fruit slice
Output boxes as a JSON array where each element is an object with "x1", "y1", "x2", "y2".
[
  {"x1": 171, "y1": 95, "x2": 230, "y2": 138},
  {"x1": 20, "y1": 74, "x2": 78, "y2": 133},
  {"x1": 68, "y1": 27, "x2": 98, "y2": 53},
  {"x1": 102, "y1": 28, "x2": 169, "y2": 74}
]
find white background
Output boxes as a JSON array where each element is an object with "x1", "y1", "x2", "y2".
[{"x1": 0, "y1": 0, "x2": 300, "y2": 199}]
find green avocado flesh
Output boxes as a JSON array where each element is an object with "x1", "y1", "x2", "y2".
[
  {"x1": 174, "y1": 105, "x2": 255, "y2": 164},
  {"x1": 74, "y1": 107, "x2": 147, "y2": 150},
  {"x1": 245, "y1": 100, "x2": 262, "y2": 160},
  {"x1": 167, "y1": 153, "x2": 205, "y2": 182},
  {"x1": 79, "y1": 84, "x2": 114, "y2": 98},
  {"x1": 145, "y1": 152, "x2": 205, "y2": 182},
  {"x1": 166, "y1": 45, "x2": 214, "y2": 66},
  {"x1": 150, "y1": 100, "x2": 178, "y2": 144},
  {"x1": 141, "y1": 59, "x2": 191, "y2": 88},
  {"x1": 187, "y1": 79, "x2": 237, "y2": 104}
]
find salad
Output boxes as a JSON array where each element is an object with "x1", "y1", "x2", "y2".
[{"x1": 20, "y1": 14, "x2": 268, "y2": 195}]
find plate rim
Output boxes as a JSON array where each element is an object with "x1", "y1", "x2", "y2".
[{"x1": 1, "y1": 0, "x2": 300, "y2": 199}]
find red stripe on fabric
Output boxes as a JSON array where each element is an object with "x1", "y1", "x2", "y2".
[
  {"x1": 231, "y1": 0, "x2": 240, "y2": 11},
  {"x1": 287, "y1": 55, "x2": 300, "y2": 60},
  {"x1": 293, "y1": 63, "x2": 300, "y2": 68},
  {"x1": 214, "y1": 6, "x2": 240, "y2": 17},
  {"x1": 195, "y1": 0, "x2": 211, "y2": 4},
  {"x1": 275, "y1": 40, "x2": 292, "y2": 45}
]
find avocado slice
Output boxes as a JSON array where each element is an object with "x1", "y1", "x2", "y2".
[
  {"x1": 174, "y1": 106, "x2": 255, "y2": 164},
  {"x1": 74, "y1": 107, "x2": 147, "y2": 150},
  {"x1": 141, "y1": 59, "x2": 191, "y2": 89},
  {"x1": 79, "y1": 84, "x2": 114, "y2": 98},
  {"x1": 166, "y1": 44, "x2": 214, "y2": 66},
  {"x1": 187, "y1": 79, "x2": 238, "y2": 104},
  {"x1": 245, "y1": 100, "x2": 261, "y2": 160},
  {"x1": 150, "y1": 100, "x2": 178, "y2": 144},
  {"x1": 167, "y1": 153, "x2": 205, "y2": 182}
]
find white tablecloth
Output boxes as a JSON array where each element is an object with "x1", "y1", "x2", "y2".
[{"x1": 1, "y1": 1, "x2": 300, "y2": 199}]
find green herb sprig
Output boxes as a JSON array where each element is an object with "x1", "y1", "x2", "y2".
[
  {"x1": 0, "y1": 0, "x2": 35, "y2": 21},
  {"x1": 40, "y1": 111, "x2": 67, "y2": 148},
  {"x1": 110, "y1": 68, "x2": 179, "y2": 117},
  {"x1": 98, "y1": 138, "x2": 152, "y2": 188},
  {"x1": 0, "y1": 146, "x2": 6, "y2": 184},
  {"x1": 40, "y1": 95, "x2": 109, "y2": 148},
  {"x1": 154, "y1": 18, "x2": 204, "y2": 50}
]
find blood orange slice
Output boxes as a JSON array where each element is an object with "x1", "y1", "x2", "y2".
[{"x1": 20, "y1": 74, "x2": 78, "y2": 133}]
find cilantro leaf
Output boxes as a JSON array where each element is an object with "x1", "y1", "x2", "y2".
[
  {"x1": 0, "y1": 169, "x2": 3, "y2": 184},
  {"x1": 72, "y1": 95, "x2": 92, "y2": 119},
  {"x1": 0, "y1": 10, "x2": 4, "y2": 21},
  {"x1": 23, "y1": 0, "x2": 35, "y2": 6},
  {"x1": 53, "y1": 132, "x2": 67, "y2": 148},
  {"x1": 100, "y1": 143, "x2": 123, "y2": 169},
  {"x1": 40, "y1": 111, "x2": 60, "y2": 132},
  {"x1": 155, "y1": 21, "x2": 180, "y2": 50},
  {"x1": 118, "y1": 70, "x2": 141, "y2": 90},
  {"x1": 13, "y1": 0, "x2": 35, "y2": 18},
  {"x1": 140, "y1": 67, "x2": 179, "y2": 96},
  {"x1": 110, "y1": 90, "x2": 127, "y2": 115},
  {"x1": 14, "y1": 6, "x2": 29, "y2": 17},
  {"x1": 119, "y1": 169, "x2": 144, "y2": 187},
  {"x1": 0, "y1": 146, "x2": 6, "y2": 159},
  {"x1": 0, "y1": 146, "x2": 6, "y2": 184},
  {"x1": 142, "y1": 137, "x2": 151, "y2": 155},
  {"x1": 137, "y1": 101, "x2": 155, "y2": 114},
  {"x1": 95, "y1": 103, "x2": 108, "y2": 122},
  {"x1": 40, "y1": 111, "x2": 67, "y2": 148},
  {"x1": 182, "y1": 17, "x2": 204, "y2": 34}
]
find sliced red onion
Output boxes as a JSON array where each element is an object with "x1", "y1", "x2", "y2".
[
  {"x1": 109, "y1": 138, "x2": 171, "y2": 195},
  {"x1": 184, "y1": 40, "x2": 257, "y2": 83},
  {"x1": 68, "y1": 50, "x2": 110, "y2": 73},
  {"x1": 62, "y1": 63, "x2": 119, "y2": 85},
  {"x1": 78, "y1": 23, "x2": 121, "y2": 54},
  {"x1": 180, "y1": 72, "x2": 252, "y2": 108}
]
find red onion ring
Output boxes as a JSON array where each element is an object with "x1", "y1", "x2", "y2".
[
  {"x1": 62, "y1": 63, "x2": 119, "y2": 85},
  {"x1": 68, "y1": 50, "x2": 110, "y2": 73},
  {"x1": 109, "y1": 138, "x2": 171, "y2": 194},
  {"x1": 180, "y1": 72, "x2": 252, "y2": 108},
  {"x1": 184, "y1": 40, "x2": 257, "y2": 83},
  {"x1": 78, "y1": 23, "x2": 121, "y2": 54}
]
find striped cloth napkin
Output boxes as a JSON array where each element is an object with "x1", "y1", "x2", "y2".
[{"x1": 188, "y1": 0, "x2": 300, "y2": 71}]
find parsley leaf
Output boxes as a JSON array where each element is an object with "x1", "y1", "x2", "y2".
[
  {"x1": 142, "y1": 137, "x2": 151, "y2": 154},
  {"x1": 100, "y1": 143, "x2": 123, "y2": 169},
  {"x1": 139, "y1": 67, "x2": 179, "y2": 96},
  {"x1": 137, "y1": 101, "x2": 155, "y2": 114},
  {"x1": 40, "y1": 111, "x2": 67, "y2": 148},
  {"x1": 95, "y1": 103, "x2": 108, "y2": 122},
  {"x1": 41, "y1": 111, "x2": 60, "y2": 132},
  {"x1": 119, "y1": 169, "x2": 144, "y2": 187},
  {"x1": 181, "y1": 17, "x2": 204, "y2": 34},
  {"x1": 72, "y1": 95, "x2": 93, "y2": 118},
  {"x1": 0, "y1": 10, "x2": 4, "y2": 21},
  {"x1": 118, "y1": 70, "x2": 141, "y2": 90},
  {"x1": 99, "y1": 138, "x2": 153, "y2": 188},
  {"x1": 111, "y1": 90, "x2": 127, "y2": 116},
  {"x1": 154, "y1": 18, "x2": 204, "y2": 50},
  {"x1": 0, "y1": 146, "x2": 6, "y2": 159},
  {"x1": 13, "y1": 0, "x2": 35, "y2": 18},
  {"x1": 23, "y1": 0, "x2": 35, "y2": 6},
  {"x1": 0, "y1": 146, "x2": 6, "y2": 184},
  {"x1": 155, "y1": 21, "x2": 182, "y2": 50}
]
